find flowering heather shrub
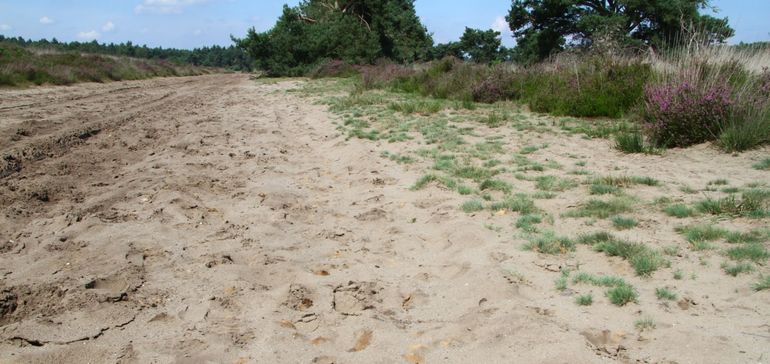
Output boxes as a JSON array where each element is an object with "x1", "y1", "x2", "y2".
[{"x1": 641, "y1": 79, "x2": 733, "y2": 147}]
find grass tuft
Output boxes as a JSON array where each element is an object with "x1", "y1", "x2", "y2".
[
  {"x1": 655, "y1": 287, "x2": 678, "y2": 301},
  {"x1": 575, "y1": 293, "x2": 593, "y2": 306},
  {"x1": 664, "y1": 204, "x2": 695, "y2": 218},
  {"x1": 753, "y1": 275, "x2": 770, "y2": 291},
  {"x1": 460, "y1": 200, "x2": 485, "y2": 213},
  {"x1": 565, "y1": 197, "x2": 635, "y2": 219},
  {"x1": 611, "y1": 216, "x2": 638, "y2": 230},
  {"x1": 523, "y1": 231, "x2": 575, "y2": 255},
  {"x1": 607, "y1": 284, "x2": 638, "y2": 306},
  {"x1": 753, "y1": 158, "x2": 770, "y2": 171},
  {"x1": 722, "y1": 262, "x2": 755, "y2": 276}
]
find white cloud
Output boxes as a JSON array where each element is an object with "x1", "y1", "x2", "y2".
[
  {"x1": 40, "y1": 16, "x2": 54, "y2": 24},
  {"x1": 135, "y1": 0, "x2": 211, "y2": 14},
  {"x1": 102, "y1": 21, "x2": 115, "y2": 32},
  {"x1": 0, "y1": 24, "x2": 11, "y2": 31},
  {"x1": 77, "y1": 30, "x2": 100, "y2": 40},
  {"x1": 492, "y1": 16, "x2": 509, "y2": 34}
]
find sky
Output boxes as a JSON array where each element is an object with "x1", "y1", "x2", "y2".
[{"x1": 0, "y1": 0, "x2": 767, "y2": 49}]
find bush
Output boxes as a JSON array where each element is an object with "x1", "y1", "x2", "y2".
[
  {"x1": 309, "y1": 59, "x2": 358, "y2": 78},
  {"x1": 521, "y1": 57, "x2": 651, "y2": 118},
  {"x1": 641, "y1": 79, "x2": 732, "y2": 147}
]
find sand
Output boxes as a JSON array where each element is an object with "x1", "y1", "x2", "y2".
[{"x1": 0, "y1": 74, "x2": 768, "y2": 363}]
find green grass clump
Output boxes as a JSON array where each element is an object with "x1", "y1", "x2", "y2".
[
  {"x1": 725, "y1": 229, "x2": 770, "y2": 244},
  {"x1": 523, "y1": 231, "x2": 575, "y2": 255},
  {"x1": 577, "y1": 231, "x2": 615, "y2": 245},
  {"x1": 389, "y1": 99, "x2": 443, "y2": 114},
  {"x1": 479, "y1": 179, "x2": 513, "y2": 193},
  {"x1": 753, "y1": 158, "x2": 770, "y2": 171},
  {"x1": 611, "y1": 216, "x2": 638, "y2": 230},
  {"x1": 607, "y1": 284, "x2": 638, "y2": 306},
  {"x1": 565, "y1": 197, "x2": 634, "y2": 219},
  {"x1": 516, "y1": 214, "x2": 542, "y2": 232},
  {"x1": 457, "y1": 185, "x2": 474, "y2": 195},
  {"x1": 753, "y1": 275, "x2": 770, "y2": 291},
  {"x1": 411, "y1": 174, "x2": 458, "y2": 190},
  {"x1": 589, "y1": 183, "x2": 621, "y2": 195},
  {"x1": 695, "y1": 189, "x2": 770, "y2": 218},
  {"x1": 615, "y1": 132, "x2": 658, "y2": 154},
  {"x1": 519, "y1": 144, "x2": 545, "y2": 154},
  {"x1": 722, "y1": 262, "x2": 755, "y2": 276},
  {"x1": 452, "y1": 165, "x2": 497, "y2": 181},
  {"x1": 676, "y1": 225, "x2": 728, "y2": 246},
  {"x1": 489, "y1": 194, "x2": 537, "y2": 214},
  {"x1": 575, "y1": 294, "x2": 593, "y2": 306},
  {"x1": 594, "y1": 239, "x2": 664, "y2": 276},
  {"x1": 655, "y1": 287, "x2": 678, "y2": 301},
  {"x1": 536, "y1": 176, "x2": 577, "y2": 192},
  {"x1": 664, "y1": 204, "x2": 695, "y2": 218},
  {"x1": 460, "y1": 200, "x2": 485, "y2": 213},
  {"x1": 592, "y1": 175, "x2": 660, "y2": 187},
  {"x1": 572, "y1": 272, "x2": 627, "y2": 287},
  {"x1": 634, "y1": 317, "x2": 656, "y2": 331},
  {"x1": 726, "y1": 244, "x2": 769, "y2": 263}
]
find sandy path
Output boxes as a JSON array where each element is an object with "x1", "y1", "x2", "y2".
[{"x1": 0, "y1": 75, "x2": 767, "y2": 363}]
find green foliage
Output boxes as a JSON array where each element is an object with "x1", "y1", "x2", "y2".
[
  {"x1": 0, "y1": 35, "x2": 251, "y2": 70},
  {"x1": 753, "y1": 275, "x2": 770, "y2": 291},
  {"x1": 523, "y1": 231, "x2": 575, "y2": 254},
  {"x1": 479, "y1": 179, "x2": 513, "y2": 193},
  {"x1": 611, "y1": 216, "x2": 638, "y2": 230},
  {"x1": 635, "y1": 317, "x2": 656, "y2": 331},
  {"x1": 411, "y1": 174, "x2": 457, "y2": 190},
  {"x1": 459, "y1": 27, "x2": 507, "y2": 64},
  {"x1": 460, "y1": 200, "x2": 485, "y2": 213},
  {"x1": 655, "y1": 287, "x2": 678, "y2": 300},
  {"x1": 577, "y1": 231, "x2": 615, "y2": 245},
  {"x1": 615, "y1": 131, "x2": 657, "y2": 154},
  {"x1": 506, "y1": 0, "x2": 733, "y2": 63},
  {"x1": 0, "y1": 41, "x2": 208, "y2": 86},
  {"x1": 516, "y1": 214, "x2": 543, "y2": 232},
  {"x1": 607, "y1": 284, "x2": 638, "y2": 306},
  {"x1": 237, "y1": 0, "x2": 433, "y2": 76},
  {"x1": 489, "y1": 194, "x2": 538, "y2": 214},
  {"x1": 565, "y1": 197, "x2": 634, "y2": 219},
  {"x1": 575, "y1": 294, "x2": 593, "y2": 306},
  {"x1": 535, "y1": 175, "x2": 578, "y2": 192},
  {"x1": 726, "y1": 244, "x2": 769, "y2": 263},
  {"x1": 521, "y1": 58, "x2": 652, "y2": 118},
  {"x1": 695, "y1": 189, "x2": 770, "y2": 217},
  {"x1": 594, "y1": 239, "x2": 664, "y2": 276},
  {"x1": 754, "y1": 158, "x2": 770, "y2": 171},
  {"x1": 664, "y1": 204, "x2": 695, "y2": 218},
  {"x1": 722, "y1": 262, "x2": 755, "y2": 276}
]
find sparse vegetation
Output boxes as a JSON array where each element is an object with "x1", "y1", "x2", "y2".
[
  {"x1": 655, "y1": 287, "x2": 678, "y2": 301},
  {"x1": 575, "y1": 293, "x2": 593, "y2": 306},
  {"x1": 635, "y1": 317, "x2": 656, "y2": 331},
  {"x1": 754, "y1": 158, "x2": 770, "y2": 171},
  {"x1": 607, "y1": 284, "x2": 639, "y2": 306},
  {"x1": 611, "y1": 216, "x2": 638, "y2": 230},
  {"x1": 665, "y1": 204, "x2": 695, "y2": 218},
  {"x1": 722, "y1": 262, "x2": 755, "y2": 276},
  {"x1": 753, "y1": 275, "x2": 770, "y2": 291},
  {"x1": 524, "y1": 231, "x2": 575, "y2": 255},
  {"x1": 565, "y1": 197, "x2": 635, "y2": 219}
]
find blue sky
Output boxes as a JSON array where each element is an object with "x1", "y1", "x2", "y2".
[{"x1": 0, "y1": 0, "x2": 767, "y2": 49}]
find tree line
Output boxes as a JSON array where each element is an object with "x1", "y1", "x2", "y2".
[
  {"x1": 0, "y1": 35, "x2": 253, "y2": 71},
  {"x1": 236, "y1": 0, "x2": 738, "y2": 75}
]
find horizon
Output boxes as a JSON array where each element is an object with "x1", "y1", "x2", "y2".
[{"x1": 0, "y1": 0, "x2": 768, "y2": 50}]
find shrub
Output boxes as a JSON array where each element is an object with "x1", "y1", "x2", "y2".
[
  {"x1": 522, "y1": 57, "x2": 652, "y2": 118},
  {"x1": 640, "y1": 79, "x2": 732, "y2": 147},
  {"x1": 607, "y1": 284, "x2": 638, "y2": 306},
  {"x1": 309, "y1": 59, "x2": 358, "y2": 78}
]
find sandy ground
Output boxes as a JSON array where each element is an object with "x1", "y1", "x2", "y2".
[{"x1": 0, "y1": 74, "x2": 768, "y2": 363}]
